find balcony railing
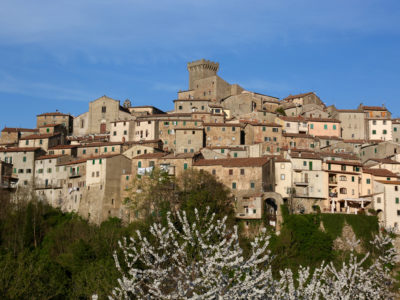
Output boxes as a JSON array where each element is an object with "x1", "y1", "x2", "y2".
[
  {"x1": 329, "y1": 179, "x2": 338, "y2": 184},
  {"x1": 329, "y1": 192, "x2": 338, "y2": 198},
  {"x1": 294, "y1": 178, "x2": 309, "y2": 186}
]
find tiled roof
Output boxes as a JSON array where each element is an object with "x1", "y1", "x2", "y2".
[
  {"x1": 279, "y1": 116, "x2": 306, "y2": 122},
  {"x1": 241, "y1": 121, "x2": 282, "y2": 127},
  {"x1": 306, "y1": 117, "x2": 341, "y2": 123},
  {"x1": 315, "y1": 135, "x2": 343, "y2": 140},
  {"x1": 48, "y1": 145, "x2": 78, "y2": 149},
  {"x1": 162, "y1": 152, "x2": 200, "y2": 159},
  {"x1": 336, "y1": 109, "x2": 362, "y2": 113},
  {"x1": 289, "y1": 152, "x2": 322, "y2": 160},
  {"x1": 78, "y1": 142, "x2": 123, "y2": 148},
  {"x1": 0, "y1": 147, "x2": 41, "y2": 152},
  {"x1": 284, "y1": 92, "x2": 314, "y2": 100},
  {"x1": 1, "y1": 127, "x2": 38, "y2": 133},
  {"x1": 36, "y1": 154, "x2": 66, "y2": 160},
  {"x1": 20, "y1": 133, "x2": 61, "y2": 140},
  {"x1": 365, "y1": 158, "x2": 400, "y2": 164},
  {"x1": 38, "y1": 124, "x2": 62, "y2": 128},
  {"x1": 283, "y1": 133, "x2": 313, "y2": 138},
  {"x1": 37, "y1": 112, "x2": 71, "y2": 117},
  {"x1": 320, "y1": 152, "x2": 359, "y2": 160},
  {"x1": 132, "y1": 152, "x2": 167, "y2": 159},
  {"x1": 363, "y1": 168, "x2": 399, "y2": 177},
  {"x1": 325, "y1": 160, "x2": 361, "y2": 167},
  {"x1": 203, "y1": 123, "x2": 242, "y2": 127},
  {"x1": 193, "y1": 157, "x2": 270, "y2": 167},
  {"x1": 361, "y1": 106, "x2": 387, "y2": 111},
  {"x1": 376, "y1": 180, "x2": 400, "y2": 185}
]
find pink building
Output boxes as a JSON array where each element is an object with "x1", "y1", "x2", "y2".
[{"x1": 307, "y1": 118, "x2": 341, "y2": 138}]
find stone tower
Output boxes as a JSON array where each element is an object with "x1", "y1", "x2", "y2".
[{"x1": 187, "y1": 59, "x2": 219, "y2": 90}]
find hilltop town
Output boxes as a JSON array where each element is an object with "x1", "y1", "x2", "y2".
[{"x1": 1, "y1": 59, "x2": 399, "y2": 229}]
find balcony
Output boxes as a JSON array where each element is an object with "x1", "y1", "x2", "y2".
[
  {"x1": 328, "y1": 178, "x2": 338, "y2": 185},
  {"x1": 69, "y1": 172, "x2": 81, "y2": 178},
  {"x1": 294, "y1": 178, "x2": 309, "y2": 186},
  {"x1": 329, "y1": 192, "x2": 338, "y2": 198}
]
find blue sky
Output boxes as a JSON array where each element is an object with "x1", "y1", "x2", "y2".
[{"x1": 1, "y1": 0, "x2": 400, "y2": 128}]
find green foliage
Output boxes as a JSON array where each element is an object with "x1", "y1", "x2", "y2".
[
  {"x1": 320, "y1": 213, "x2": 346, "y2": 239},
  {"x1": 275, "y1": 106, "x2": 286, "y2": 116},
  {"x1": 270, "y1": 213, "x2": 333, "y2": 273}
]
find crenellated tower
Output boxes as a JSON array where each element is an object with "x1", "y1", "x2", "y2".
[{"x1": 187, "y1": 59, "x2": 219, "y2": 90}]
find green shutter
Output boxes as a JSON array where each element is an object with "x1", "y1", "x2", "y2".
[{"x1": 184, "y1": 163, "x2": 188, "y2": 170}]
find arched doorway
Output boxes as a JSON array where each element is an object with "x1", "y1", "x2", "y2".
[{"x1": 262, "y1": 192, "x2": 284, "y2": 230}]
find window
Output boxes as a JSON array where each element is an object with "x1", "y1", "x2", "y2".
[
  {"x1": 104, "y1": 147, "x2": 107, "y2": 153},
  {"x1": 396, "y1": 197, "x2": 399, "y2": 204},
  {"x1": 184, "y1": 163, "x2": 188, "y2": 170},
  {"x1": 324, "y1": 124, "x2": 328, "y2": 130},
  {"x1": 367, "y1": 178, "x2": 371, "y2": 184},
  {"x1": 26, "y1": 169, "x2": 31, "y2": 174},
  {"x1": 262, "y1": 126, "x2": 266, "y2": 132},
  {"x1": 250, "y1": 182, "x2": 255, "y2": 189},
  {"x1": 222, "y1": 127, "x2": 225, "y2": 132},
  {"x1": 92, "y1": 160, "x2": 95, "y2": 165},
  {"x1": 341, "y1": 165, "x2": 346, "y2": 171},
  {"x1": 340, "y1": 176, "x2": 347, "y2": 181},
  {"x1": 221, "y1": 149, "x2": 225, "y2": 154},
  {"x1": 83, "y1": 149, "x2": 86, "y2": 154},
  {"x1": 234, "y1": 152, "x2": 238, "y2": 158},
  {"x1": 113, "y1": 131, "x2": 117, "y2": 136},
  {"x1": 303, "y1": 161, "x2": 307, "y2": 167},
  {"x1": 138, "y1": 161, "x2": 142, "y2": 168},
  {"x1": 102, "y1": 106, "x2": 106, "y2": 113},
  {"x1": 212, "y1": 169, "x2": 216, "y2": 175},
  {"x1": 373, "y1": 120, "x2": 377, "y2": 125},
  {"x1": 23, "y1": 156, "x2": 26, "y2": 162},
  {"x1": 383, "y1": 130, "x2": 387, "y2": 134},
  {"x1": 47, "y1": 168, "x2": 52, "y2": 173},
  {"x1": 25, "y1": 140, "x2": 29, "y2": 145},
  {"x1": 281, "y1": 174, "x2": 285, "y2": 180},
  {"x1": 232, "y1": 182, "x2": 236, "y2": 189},
  {"x1": 377, "y1": 197, "x2": 381, "y2": 203},
  {"x1": 397, "y1": 210, "x2": 400, "y2": 216},
  {"x1": 229, "y1": 169, "x2": 233, "y2": 175},
  {"x1": 333, "y1": 124, "x2": 337, "y2": 130},
  {"x1": 240, "y1": 169, "x2": 245, "y2": 175},
  {"x1": 396, "y1": 186, "x2": 399, "y2": 191},
  {"x1": 272, "y1": 128, "x2": 278, "y2": 132},
  {"x1": 232, "y1": 126, "x2": 236, "y2": 132},
  {"x1": 340, "y1": 188, "x2": 347, "y2": 194},
  {"x1": 351, "y1": 176, "x2": 355, "y2": 182},
  {"x1": 96, "y1": 171, "x2": 100, "y2": 177},
  {"x1": 112, "y1": 147, "x2": 115, "y2": 152},
  {"x1": 99, "y1": 159, "x2": 102, "y2": 164},
  {"x1": 395, "y1": 127, "x2": 398, "y2": 132},
  {"x1": 310, "y1": 124, "x2": 314, "y2": 129},
  {"x1": 39, "y1": 139, "x2": 43, "y2": 145},
  {"x1": 95, "y1": 148, "x2": 99, "y2": 153},
  {"x1": 372, "y1": 130, "x2": 376, "y2": 135}
]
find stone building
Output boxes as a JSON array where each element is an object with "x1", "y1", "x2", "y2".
[
  {"x1": 0, "y1": 160, "x2": 15, "y2": 189},
  {"x1": 73, "y1": 95, "x2": 133, "y2": 136},
  {"x1": 360, "y1": 141, "x2": 400, "y2": 162},
  {"x1": 77, "y1": 142, "x2": 123, "y2": 158},
  {"x1": 192, "y1": 157, "x2": 272, "y2": 220},
  {"x1": 79, "y1": 154, "x2": 132, "y2": 224},
  {"x1": 282, "y1": 92, "x2": 324, "y2": 107},
  {"x1": 373, "y1": 180, "x2": 400, "y2": 228},
  {"x1": 0, "y1": 147, "x2": 45, "y2": 187},
  {"x1": 243, "y1": 121, "x2": 282, "y2": 146},
  {"x1": 19, "y1": 132, "x2": 64, "y2": 151},
  {"x1": 134, "y1": 119, "x2": 159, "y2": 142},
  {"x1": 330, "y1": 109, "x2": 366, "y2": 140},
  {"x1": 277, "y1": 116, "x2": 308, "y2": 135},
  {"x1": 288, "y1": 152, "x2": 326, "y2": 213},
  {"x1": 36, "y1": 112, "x2": 74, "y2": 134},
  {"x1": 204, "y1": 123, "x2": 243, "y2": 147},
  {"x1": 324, "y1": 160, "x2": 365, "y2": 214},
  {"x1": 48, "y1": 145, "x2": 78, "y2": 157},
  {"x1": 282, "y1": 133, "x2": 315, "y2": 150},
  {"x1": 307, "y1": 118, "x2": 341, "y2": 138},
  {"x1": 175, "y1": 128, "x2": 204, "y2": 153},
  {"x1": 392, "y1": 119, "x2": 400, "y2": 143},
  {"x1": 0, "y1": 127, "x2": 38, "y2": 145},
  {"x1": 110, "y1": 120, "x2": 136, "y2": 143}
]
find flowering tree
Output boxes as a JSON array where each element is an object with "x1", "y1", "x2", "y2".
[{"x1": 109, "y1": 209, "x2": 398, "y2": 299}]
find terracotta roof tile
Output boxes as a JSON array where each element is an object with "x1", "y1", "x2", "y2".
[
  {"x1": 284, "y1": 92, "x2": 314, "y2": 100},
  {"x1": 193, "y1": 157, "x2": 270, "y2": 167},
  {"x1": 20, "y1": 133, "x2": 61, "y2": 140},
  {"x1": 49, "y1": 145, "x2": 78, "y2": 149},
  {"x1": 306, "y1": 117, "x2": 341, "y2": 123},
  {"x1": 37, "y1": 112, "x2": 71, "y2": 117},
  {"x1": 36, "y1": 154, "x2": 67, "y2": 160},
  {"x1": 0, "y1": 147, "x2": 41, "y2": 152},
  {"x1": 361, "y1": 106, "x2": 387, "y2": 111},
  {"x1": 376, "y1": 180, "x2": 400, "y2": 185},
  {"x1": 363, "y1": 168, "x2": 399, "y2": 177},
  {"x1": 1, "y1": 127, "x2": 38, "y2": 133},
  {"x1": 325, "y1": 160, "x2": 361, "y2": 166}
]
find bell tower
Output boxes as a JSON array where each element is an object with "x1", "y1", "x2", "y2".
[{"x1": 187, "y1": 59, "x2": 219, "y2": 90}]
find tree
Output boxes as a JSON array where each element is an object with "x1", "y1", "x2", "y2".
[
  {"x1": 124, "y1": 168, "x2": 177, "y2": 220},
  {"x1": 109, "y1": 210, "x2": 398, "y2": 299},
  {"x1": 275, "y1": 106, "x2": 286, "y2": 116},
  {"x1": 110, "y1": 208, "x2": 272, "y2": 299}
]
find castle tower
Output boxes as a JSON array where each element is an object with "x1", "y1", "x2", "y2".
[{"x1": 187, "y1": 59, "x2": 219, "y2": 90}]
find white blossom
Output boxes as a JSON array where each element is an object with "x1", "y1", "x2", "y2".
[{"x1": 109, "y1": 209, "x2": 398, "y2": 300}]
